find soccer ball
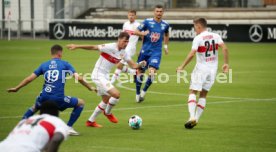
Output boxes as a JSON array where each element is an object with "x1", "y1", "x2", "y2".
[{"x1": 128, "y1": 115, "x2": 142, "y2": 129}]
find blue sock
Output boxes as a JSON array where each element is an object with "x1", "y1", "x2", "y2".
[
  {"x1": 67, "y1": 106, "x2": 84, "y2": 127},
  {"x1": 135, "y1": 74, "x2": 144, "y2": 95},
  {"x1": 22, "y1": 107, "x2": 35, "y2": 119},
  {"x1": 143, "y1": 77, "x2": 153, "y2": 92}
]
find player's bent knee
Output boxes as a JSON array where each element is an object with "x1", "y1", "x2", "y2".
[
  {"x1": 111, "y1": 91, "x2": 120, "y2": 99},
  {"x1": 77, "y1": 99, "x2": 85, "y2": 106}
]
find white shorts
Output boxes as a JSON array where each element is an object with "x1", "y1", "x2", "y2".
[
  {"x1": 189, "y1": 66, "x2": 217, "y2": 91},
  {"x1": 92, "y1": 74, "x2": 114, "y2": 96}
]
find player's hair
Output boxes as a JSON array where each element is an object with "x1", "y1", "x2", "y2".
[
  {"x1": 118, "y1": 32, "x2": 130, "y2": 40},
  {"x1": 39, "y1": 101, "x2": 59, "y2": 117},
  {"x1": 128, "y1": 9, "x2": 136, "y2": 15},
  {"x1": 193, "y1": 18, "x2": 207, "y2": 28},
  {"x1": 51, "y1": 44, "x2": 63, "y2": 55},
  {"x1": 155, "y1": 4, "x2": 164, "y2": 9}
]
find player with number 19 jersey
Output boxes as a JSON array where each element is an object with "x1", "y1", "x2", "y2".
[
  {"x1": 33, "y1": 58, "x2": 78, "y2": 110},
  {"x1": 137, "y1": 18, "x2": 169, "y2": 69}
]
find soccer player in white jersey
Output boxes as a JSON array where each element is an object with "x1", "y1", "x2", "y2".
[
  {"x1": 110, "y1": 9, "x2": 141, "y2": 84},
  {"x1": 176, "y1": 18, "x2": 229, "y2": 129},
  {"x1": 67, "y1": 32, "x2": 146, "y2": 127},
  {"x1": 0, "y1": 101, "x2": 69, "y2": 152}
]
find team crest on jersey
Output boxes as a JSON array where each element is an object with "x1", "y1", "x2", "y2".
[{"x1": 150, "y1": 32, "x2": 160, "y2": 42}]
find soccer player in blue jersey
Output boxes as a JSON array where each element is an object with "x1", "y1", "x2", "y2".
[
  {"x1": 134, "y1": 5, "x2": 170, "y2": 102},
  {"x1": 7, "y1": 44, "x2": 96, "y2": 136}
]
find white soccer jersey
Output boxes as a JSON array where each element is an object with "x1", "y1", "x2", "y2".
[
  {"x1": 192, "y1": 30, "x2": 224, "y2": 70},
  {"x1": 92, "y1": 43, "x2": 131, "y2": 80},
  {"x1": 123, "y1": 21, "x2": 140, "y2": 57},
  {"x1": 0, "y1": 114, "x2": 69, "y2": 152}
]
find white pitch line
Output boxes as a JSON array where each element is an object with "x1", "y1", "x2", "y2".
[
  {"x1": 0, "y1": 98, "x2": 275, "y2": 120},
  {"x1": 116, "y1": 82, "x2": 276, "y2": 101}
]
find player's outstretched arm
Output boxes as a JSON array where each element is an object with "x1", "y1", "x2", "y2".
[
  {"x1": 176, "y1": 50, "x2": 196, "y2": 72},
  {"x1": 66, "y1": 44, "x2": 99, "y2": 51},
  {"x1": 46, "y1": 132, "x2": 64, "y2": 152},
  {"x1": 219, "y1": 43, "x2": 229, "y2": 73},
  {"x1": 7, "y1": 73, "x2": 37, "y2": 93},
  {"x1": 134, "y1": 29, "x2": 149, "y2": 37},
  {"x1": 73, "y1": 73, "x2": 97, "y2": 93},
  {"x1": 127, "y1": 60, "x2": 147, "y2": 69}
]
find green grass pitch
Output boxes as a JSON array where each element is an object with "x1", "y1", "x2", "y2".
[{"x1": 0, "y1": 40, "x2": 276, "y2": 152}]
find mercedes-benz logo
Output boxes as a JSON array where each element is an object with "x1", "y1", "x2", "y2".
[
  {"x1": 53, "y1": 23, "x2": 65, "y2": 40},
  {"x1": 249, "y1": 25, "x2": 263, "y2": 42}
]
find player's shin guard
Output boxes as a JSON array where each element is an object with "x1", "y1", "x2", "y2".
[
  {"x1": 111, "y1": 69, "x2": 122, "y2": 84},
  {"x1": 188, "y1": 94, "x2": 197, "y2": 120},
  {"x1": 105, "y1": 97, "x2": 119, "y2": 115},
  {"x1": 88, "y1": 101, "x2": 107, "y2": 122},
  {"x1": 135, "y1": 74, "x2": 144, "y2": 95},
  {"x1": 195, "y1": 98, "x2": 206, "y2": 122},
  {"x1": 68, "y1": 105, "x2": 84, "y2": 127},
  {"x1": 22, "y1": 107, "x2": 35, "y2": 119}
]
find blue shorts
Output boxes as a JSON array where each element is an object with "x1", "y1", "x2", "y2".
[
  {"x1": 34, "y1": 94, "x2": 78, "y2": 111},
  {"x1": 137, "y1": 51, "x2": 161, "y2": 71}
]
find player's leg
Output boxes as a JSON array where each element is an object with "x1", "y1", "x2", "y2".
[
  {"x1": 140, "y1": 67, "x2": 156, "y2": 101},
  {"x1": 22, "y1": 95, "x2": 42, "y2": 119},
  {"x1": 184, "y1": 90, "x2": 198, "y2": 129},
  {"x1": 195, "y1": 71, "x2": 215, "y2": 123},
  {"x1": 110, "y1": 62, "x2": 124, "y2": 84},
  {"x1": 140, "y1": 55, "x2": 161, "y2": 102},
  {"x1": 103, "y1": 87, "x2": 120, "y2": 123},
  {"x1": 185, "y1": 68, "x2": 204, "y2": 129},
  {"x1": 22, "y1": 105, "x2": 38, "y2": 119},
  {"x1": 67, "y1": 98, "x2": 84, "y2": 126},
  {"x1": 135, "y1": 52, "x2": 148, "y2": 102},
  {"x1": 135, "y1": 69, "x2": 145, "y2": 102},
  {"x1": 87, "y1": 95, "x2": 110, "y2": 128},
  {"x1": 60, "y1": 96, "x2": 83, "y2": 135},
  {"x1": 195, "y1": 90, "x2": 208, "y2": 123}
]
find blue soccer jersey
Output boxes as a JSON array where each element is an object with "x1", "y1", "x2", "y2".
[
  {"x1": 138, "y1": 18, "x2": 170, "y2": 54},
  {"x1": 33, "y1": 58, "x2": 75, "y2": 97}
]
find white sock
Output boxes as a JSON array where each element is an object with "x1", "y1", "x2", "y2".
[
  {"x1": 88, "y1": 101, "x2": 107, "y2": 122},
  {"x1": 122, "y1": 66, "x2": 136, "y2": 75},
  {"x1": 188, "y1": 94, "x2": 197, "y2": 120},
  {"x1": 195, "y1": 98, "x2": 206, "y2": 122},
  {"x1": 111, "y1": 69, "x2": 122, "y2": 84},
  {"x1": 105, "y1": 97, "x2": 119, "y2": 115}
]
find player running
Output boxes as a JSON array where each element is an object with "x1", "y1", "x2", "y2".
[
  {"x1": 7, "y1": 44, "x2": 96, "y2": 135},
  {"x1": 176, "y1": 18, "x2": 229, "y2": 129},
  {"x1": 110, "y1": 9, "x2": 141, "y2": 84},
  {"x1": 67, "y1": 32, "x2": 146, "y2": 128},
  {"x1": 0, "y1": 101, "x2": 69, "y2": 152},
  {"x1": 134, "y1": 5, "x2": 170, "y2": 102}
]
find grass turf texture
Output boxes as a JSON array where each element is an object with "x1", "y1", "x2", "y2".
[{"x1": 0, "y1": 40, "x2": 276, "y2": 152}]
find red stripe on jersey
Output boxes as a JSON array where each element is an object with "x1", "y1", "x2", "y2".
[
  {"x1": 124, "y1": 29, "x2": 135, "y2": 35},
  {"x1": 197, "y1": 44, "x2": 219, "y2": 53},
  {"x1": 39, "y1": 120, "x2": 55, "y2": 139},
  {"x1": 100, "y1": 52, "x2": 121, "y2": 64}
]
